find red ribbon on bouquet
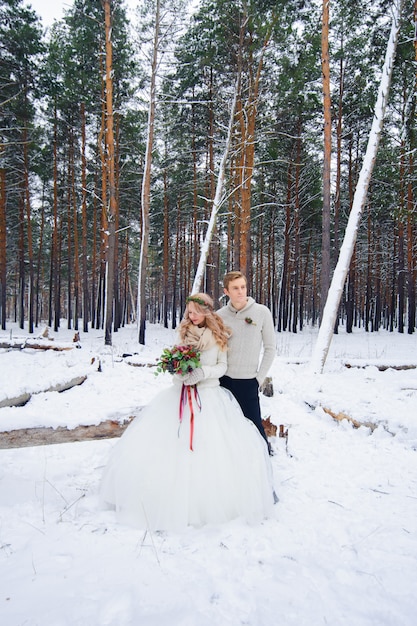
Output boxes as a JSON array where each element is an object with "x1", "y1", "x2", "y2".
[{"x1": 179, "y1": 383, "x2": 202, "y2": 451}]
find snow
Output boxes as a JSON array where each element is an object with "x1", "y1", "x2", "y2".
[{"x1": 1, "y1": 321, "x2": 417, "y2": 625}]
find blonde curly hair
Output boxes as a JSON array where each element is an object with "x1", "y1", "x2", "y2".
[{"x1": 179, "y1": 293, "x2": 231, "y2": 351}]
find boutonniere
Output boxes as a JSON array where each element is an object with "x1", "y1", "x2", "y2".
[{"x1": 245, "y1": 317, "x2": 256, "y2": 325}]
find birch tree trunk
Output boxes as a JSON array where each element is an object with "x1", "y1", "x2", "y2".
[
  {"x1": 191, "y1": 84, "x2": 238, "y2": 295},
  {"x1": 137, "y1": 0, "x2": 160, "y2": 345},
  {"x1": 309, "y1": 0, "x2": 404, "y2": 374}
]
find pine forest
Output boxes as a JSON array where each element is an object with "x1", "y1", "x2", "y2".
[{"x1": 0, "y1": 0, "x2": 415, "y2": 345}]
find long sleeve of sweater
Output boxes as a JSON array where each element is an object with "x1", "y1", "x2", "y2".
[{"x1": 217, "y1": 297, "x2": 276, "y2": 385}]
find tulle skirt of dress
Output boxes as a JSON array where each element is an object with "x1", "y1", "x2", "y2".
[{"x1": 100, "y1": 383, "x2": 274, "y2": 531}]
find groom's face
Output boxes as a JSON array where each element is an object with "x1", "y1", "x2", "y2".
[{"x1": 224, "y1": 278, "x2": 247, "y2": 310}]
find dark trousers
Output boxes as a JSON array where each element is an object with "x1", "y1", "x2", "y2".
[{"x1": 220, "y1": 375, "x2": 268, "y2": 444}]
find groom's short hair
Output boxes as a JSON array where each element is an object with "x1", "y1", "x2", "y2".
[{"x1": 223, "y1": 271, "x2": 247, "y2": 290}]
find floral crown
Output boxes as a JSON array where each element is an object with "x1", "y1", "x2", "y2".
[{"x1": 186, "y1": 295, "x2": 211, "y2": 308}]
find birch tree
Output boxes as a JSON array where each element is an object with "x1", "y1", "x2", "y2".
[
  {"x1": 191, "y1": 84, "x2": 238, "y2": 295},
  {"x1": 137, "y1": 0, "x2": 186, "y2": 344},
  {"x1": 137, "y1": 0, "x2": 160, "y2": 345},
  {"x1": 309, "y1": 0, "x2": 405, "y2": 373}
]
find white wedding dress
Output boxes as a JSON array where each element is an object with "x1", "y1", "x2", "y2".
[{"x1": 100, "y1": 344, "x2": 275, "y2": 531}]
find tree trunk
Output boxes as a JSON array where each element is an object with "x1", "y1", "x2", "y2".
[
  {"x1": 234, "y1": 16, "x2": 274, "y2": 280},
  {"x1": 97, "y1": 61, "x2": 108, "y2": 331},
  {"x1": 81, "y1": 102, "x2": 89, "y2": 333},
  {"x1": 51, "y1": 105, "x2": 60, "y2": 332},
  {"x1": 163, "y1": 162, "x2": 169, "y2": 328},
  {"x1": 91, "y1": 177, "x2": 98, "y2": 328},
  {"x1": 320, "y1": 0, "x2": 332, "y2": 320},
  {"x1": 192, "y1": 95, "x2": 199, "y2": 273},
  {"x1": 23, "y1": 123, "x2": 34, "y2": 333},
  {"x1": 292, "y1": 126, "x2": 302, "y2": 333},
  {"x1": 365, "y1": 206, "x2": 372, "y2": 332},
  {"x1": 278, "y1": 159, "x2": 292, "y2": 332},
  {"x1": 345, "y1": 248, "x2": 356, "y2": 333},
  {"x1": 0, "y1": 150, "x2": 6, "y2": 330},
  {"x1": 70, "y1": 130, "x2": 80, "y2": 331},
  {"x1": 18, "y1": 191, "x2": 25, "y2": 330},
  {"x1": 103, "y1": 0, "x2": 117, "y2": 346},
  {"x1": 172, "y1": 199, "x2": 181, "y2": 330},
  {"x1": 137, "y1": 0, "x2": 160, "y2": 345},
  {"x1": 300, "y1": 235, "x2": 311, "y2": 332},
  {"x1": 409, "y1": 0, "x2": 417, "y2": 333},
  {"x1": 333, "y1": 43, "x2": 345, "y2": 333},
  {"x1": 66, "y1": 141, "x2": 72, "y2": 330},
  {"x1": 113, "y1": 112, "x2": 121, "y2": 332},
  {"x1": 407, "y1": 148, "x2": 415, "y2": 333},
  {"x1": 374, "y1": 227, "x2": 382, "y2": 330}
]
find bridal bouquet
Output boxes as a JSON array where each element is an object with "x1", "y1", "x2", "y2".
[{"x1": 155, "y1": 345, "x2": 201, "y2": 376}]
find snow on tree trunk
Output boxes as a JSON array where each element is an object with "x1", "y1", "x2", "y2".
[
  {"x1": 309, "y1": 0, "x2": 404, "y2": 374},
  {"x1": 191, "y1": 85, "x2": 238, "y2": 295}
]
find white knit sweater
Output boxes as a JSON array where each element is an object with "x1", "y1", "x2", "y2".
[{"x1": 217, "y1": 297, "x2": 276, "y2": 384}]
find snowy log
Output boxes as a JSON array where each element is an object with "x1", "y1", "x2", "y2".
[
  {"x1": 344, "y1": 363, "x2": 416, "y2": 371},
  {"x1": 322, "y1": 407, "x2": 377, "y2": 432},
  {"x1": 0, "y1": 375, "x2": 87, "y2": 408},
  {"x1": 0, "y1": 417, "x2": 134, "y2": 449},
  {"x1": 0, "y1": 339, "x2": 76, "y2": 351}
]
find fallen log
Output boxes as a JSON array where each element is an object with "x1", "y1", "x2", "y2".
[
  {"x1": 0, "y1": 375, "x2": 88, "y2": 409},
  {"x1": 0, "y1": 339, "x2": 76, "y2": 351},
  {"x1": 0, "y1": 417, "x2": 134, "y2": 449},
  {"x1": 124, "y1": 359, "x2": 156, "y2": 368},
  {"x1": 344, "y1": 362, "x2": 416, "y2": 371},
  {"x1": 322, "y1": 406, "x2": 377, "y2": 432}
]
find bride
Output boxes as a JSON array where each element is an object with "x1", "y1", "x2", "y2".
[{"x1": 100, "y1": 292, "x2": 276, "y2": 531}]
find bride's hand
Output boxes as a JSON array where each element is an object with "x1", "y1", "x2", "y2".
[{"x1": 182, "y1": 368, "x2": 204, "y2": 386}]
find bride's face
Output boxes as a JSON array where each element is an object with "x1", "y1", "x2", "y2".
[{"x1": 188, "y1": 302, "x2": 206, "y2": 326}]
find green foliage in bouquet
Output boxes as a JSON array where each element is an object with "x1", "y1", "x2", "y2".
[{"x1": 155, "y1": 345, "x2": 201, "y2": 376}]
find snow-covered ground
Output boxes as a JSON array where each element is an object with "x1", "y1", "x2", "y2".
[{"x1": 1, "y1": 321, "x2": 417, "y2": 625}]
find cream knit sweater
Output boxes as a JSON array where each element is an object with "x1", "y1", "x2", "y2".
[{"x1": 217, "y1": 297, "x2": 276, "y2": 385}]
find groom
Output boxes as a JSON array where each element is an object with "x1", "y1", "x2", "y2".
[{"x1": 217, "y1": 271, "x2": 276, "y2": 455}]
